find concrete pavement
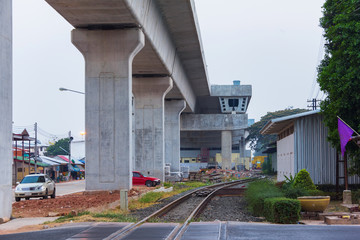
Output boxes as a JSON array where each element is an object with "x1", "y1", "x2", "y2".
[
  {"x1": 2, "y1": 221, "x2": 360, "y2": 240},
  {"x1": 0, "y1": 217, "x2": 58, "y2": 231}
]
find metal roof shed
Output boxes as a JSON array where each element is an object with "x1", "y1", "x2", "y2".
[{"x1": 260, "y1": 110, "x2": 360, "y2": 185}]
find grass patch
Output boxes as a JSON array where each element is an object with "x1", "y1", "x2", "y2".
[
  {"x1": 52, "y1": 210, "x2": 137, "y2": 224},
  {"x1": 139, "y1": 192, "x2": 165, "y2": 203},
  {"x1": 92, "y1": 212, "x2": 137, "y2": 222},
  {"x1": 45, "y1": 181, "x2": 210, "y2": 224},
  {"x1": 324, "y1": 200, "x2": 350, "y2": 213},
  {"x1": 53, "y1": 211, "x2": 91, "y2": 223},
  {"x1": 129, "y1": 181, "x2": 209, "y2": 210}
]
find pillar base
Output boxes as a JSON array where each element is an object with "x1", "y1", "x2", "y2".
[
  {"x1": 343, "y1": 190, "x2": 352, "y2": 204},
  {"x1": 0, "y1": 185, "x2": 12, "y2": 219}
]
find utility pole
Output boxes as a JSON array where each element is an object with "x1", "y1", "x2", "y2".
[
  {"x1": 68, "y1": 131, "x2": 73, "y2": 181},
  {"x1": 307, "y1": 98, "x2": 321, "y2": 110},
  {"x1": 34, "y1": 122, "x2": 38, "y2": 173}
]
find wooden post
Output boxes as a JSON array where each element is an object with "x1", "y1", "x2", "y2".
[
  {"x1": 344, "y1": 153, "x2": 348, "y2": 190},
  {"x1": 336, "y1": 151, "x2": 339, "y2": 194}
]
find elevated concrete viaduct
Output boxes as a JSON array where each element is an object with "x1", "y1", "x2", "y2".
[
  {"x1": 45, "y1": 0, "x2": 211, "y2": 191},
  {"x1": 180, "y1": 84, "x2": 251, "y2": 170},
  {"x1": 0, "y1": 1, "x2": 252, "y2": 219}
]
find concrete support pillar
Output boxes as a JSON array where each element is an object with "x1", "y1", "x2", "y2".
[
  {"x1": 165, "y1": 100, "x2": 186, "y2": 172},
  {"x1": 221, "y1": 131, "x2": 232, "y2": 170},
  {"x1": 240, "y1": 137, "x2": 246, "y2": 170},
  {"x1": 133, "y1": 78, "x2": 173, "y2": 182},
  {"x1": 0, "y1": 0, "x2": 13, "y2": 220},
  {"x1": 72, "y1": 29, "x2": 144, "y2": 190}
]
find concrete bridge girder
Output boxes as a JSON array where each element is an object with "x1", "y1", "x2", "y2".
[
  {"x1": 181, "y1": 114, "x2": 248, "y2": 131},
  {"x1": 45, "y1": 0, "x2": 210, "y2": 112},
  {"x1": 180, "y1": 130, "x2": 247, "y2": 148}
]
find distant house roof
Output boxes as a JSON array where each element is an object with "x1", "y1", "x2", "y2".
[
  {"x1": 260, "y1": 109, "x2": 320, "y2": 135},
  {"x1": 36, "y1": 156, "x2": 67, "y2": 166},
  {"x1": 56, "y1": 155, "x2": 84, "y2": 165}
]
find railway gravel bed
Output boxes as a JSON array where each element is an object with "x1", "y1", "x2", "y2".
[
  {"x1": 197, "y1": 196, "x2": 263, "y2": 222},
  {"x1": 159, "y1": 195, "x2": 206, "y2": 222}
]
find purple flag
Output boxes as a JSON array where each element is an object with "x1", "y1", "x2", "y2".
[{"x1": 338, "y1": 118, "x2": 354, "y2": 156}]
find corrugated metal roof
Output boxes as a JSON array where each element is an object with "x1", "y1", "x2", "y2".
[{"x1": 260, "y1": 110, "x2": 320, "y2": 135}]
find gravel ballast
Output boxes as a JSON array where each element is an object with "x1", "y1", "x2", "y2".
[{"x1": 198, "y1": 196, "x2": 263, "y2": 222}]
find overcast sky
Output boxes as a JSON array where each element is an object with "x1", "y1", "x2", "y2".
[{"x1": 12, "y1": 0, "x2": 325, "y2": 142}]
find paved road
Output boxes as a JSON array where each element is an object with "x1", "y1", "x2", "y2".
[
  {"x1": 56, "y1": 180, "x2": 85, "y2": 196},
  {"x1": 12, "y1": 180, "x2": 85, "y2": 202},
  {"x1": 2, "y1": 222, "x2": 360, "y2": 240}
]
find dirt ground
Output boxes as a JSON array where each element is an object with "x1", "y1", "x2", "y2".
[{"x1": 12, "y1": 186, "x2": 153, "y2": 218}]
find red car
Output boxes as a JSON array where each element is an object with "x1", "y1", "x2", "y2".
[{"x1": 132, "y1": 171, "x2": 161, "y2": 187}]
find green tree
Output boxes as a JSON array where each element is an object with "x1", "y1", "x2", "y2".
[
  {"x1": 317, "y1": 0, "x2": 360, "y2": 174},
  {"x1": 246, "y1": 108, "x2": 308, "y2": 153},
  {"x1": 293, "y1": 169, "x2": 316, "y2": 191},
  {"x1": 45, "y1": 138, "x2": 70, "y2": 156}
]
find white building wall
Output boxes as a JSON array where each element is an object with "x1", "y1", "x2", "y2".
[
  {"x1": 277, "y1": 134, "x2": 294, "y2": 181},
  {"x1": 71, "y1": 140, "x2": 85, "y2": 160}
]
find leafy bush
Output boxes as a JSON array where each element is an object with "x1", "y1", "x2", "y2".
[
  {"x1": 264, "y1": 197, "x2": 301, "y2": 224},
  {"x1": 282, "y1": 186, "x2": 309, "y2": 199},
  {"x1": 307, "y1": 189, "x2": 325, "y2": 196},
  {"x1": 245, "y1": 180, "x2": 284, "y2": 216},
  {"x1": 281, "y1": 171, "x2": 321, "y2": 199},
  {"x1": 293, "y1": 169, "x2": 316, "y2": 190},
  {"x1": 352, "y1": 189, "x2": 360, "y2": 204}
]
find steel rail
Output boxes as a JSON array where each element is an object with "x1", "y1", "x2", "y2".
[
  {"x1": 171, "y1": 178, "x2": 254, "y2": 240},
  {"x1": 107, "y1": 178, "x2": 256, "y2": 240}
]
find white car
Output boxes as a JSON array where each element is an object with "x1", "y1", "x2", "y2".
[{"x1": 15, "y1": 174, "x2": 56, "y2": 202}]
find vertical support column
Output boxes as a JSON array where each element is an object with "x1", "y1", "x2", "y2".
[
  {"x1": 72, "y1": 29, "x2": 144, "y2": 191},
  {"x1": 221, "y1": 131, "x2": 232, "y2": 170},
  {"x1": 0, "y1": 0, "x2": 12, "y2": 220},
  {"x1": 165, "y1": 100, "x2": 186, "y2": 172},
  {"x1": 239, "y1": 137, "x2": 246, "y2": 170},
  {"x1": 133, "y1": 78, "x2": 173, "y2": 182}
]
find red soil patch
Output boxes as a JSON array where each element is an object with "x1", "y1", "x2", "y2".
[{"x1": 12, "y1": 186, "x2": 152, "y2": 218}]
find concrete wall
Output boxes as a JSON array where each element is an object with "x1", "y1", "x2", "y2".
[
  {"x1": 277, "y1": 134, "x2": 295, "y2": 182},
  {"x1": 181, "y1": 114, "x2": 247, "y2": 131},
  {"x1": 211, "y1": 85, "x2": 252, "y2": 97},
  {"x1": 180, "y1": 149, "x2": 219, "y2": 159},
  {"x1": 180, "y1": 163, "x2": 208, "y2": 172},
  {"x1": 0, "y1": 0, "x2": 12, "y2": 219}
]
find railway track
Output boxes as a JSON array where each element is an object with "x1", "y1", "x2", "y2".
[{"x1": 106, "y1": 178, "x2": 257, "y2": 240}]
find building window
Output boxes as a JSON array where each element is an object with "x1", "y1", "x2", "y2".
[{"x1": 184, "y1": 160, "x2": 190, "y2": 163}]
